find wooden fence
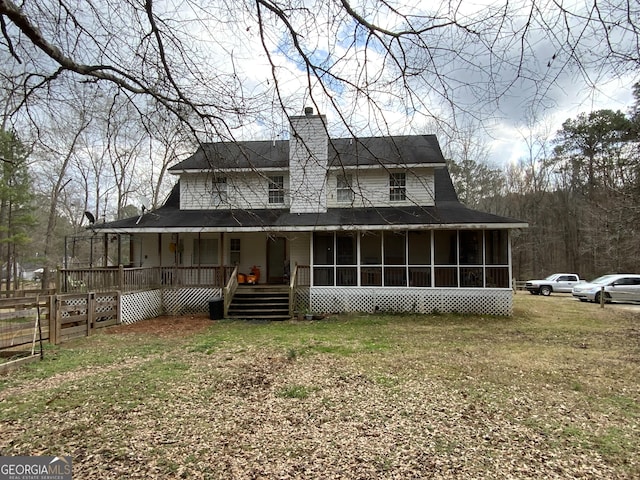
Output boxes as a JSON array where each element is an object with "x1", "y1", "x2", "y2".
[
  {"x1": 0, "y1": 295, "x2": 51, "y2": 373},
  {"x1": 51, "y1": 292, "x2": 121, "y2": 345},
  {"x1": 1, "y1": 292, "x2": 121, "y2": 372}
]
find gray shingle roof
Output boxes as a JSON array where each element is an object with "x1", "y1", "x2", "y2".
[
  {"x1": 96, "y1": 203, "x2": 524, "y2": 231},
  {"x1": 169, "y1": 135, "x2": 446, "y2": 171}
]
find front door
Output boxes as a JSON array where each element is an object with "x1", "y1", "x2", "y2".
[{"x1": 267, "y1": 237, "x2": 286, "y2": 283}]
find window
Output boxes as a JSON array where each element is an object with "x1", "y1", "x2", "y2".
[
  {"x1": 384, "y1": 231, "x2": 406, "y2": 265},
  {"x1": 461, "y1": 267, "x2": 483, "y2": 287},
  {"x1": 360, "y1": 232, "x2": 382, "y2": 286},
  {"x1": 485, "y1": 230, "x2": 508, "y2": 265},
  {"x1": 313, "y1": 233, "x2": 334, "y2": 265},
  {"x1": 230, "y1": 238, "x2": 240, "y2": 265},
  {"x1": 408, "y1": 231, "x2": 430, "y2": 265},
  {"x1": 459, "y1": 231, "x2": 482, "y2": 265},
  {"x1": 336, "y1": 233, "x2": 356, "y2": 265},
  {"x1": 268, "y1": 175, "x2": 285, "y2": 204},
  {"x1": 484, "y1": 230, "x2": 508, "y2": 286},
  {"x1": 309, "y1": 229, "x2": 510, "y2": 289},
  {"x1": 558, "y1": 275, "x2": 576, "y2": 282},
  {"x1": 389, "y1": 172, "x2": 406, "y2": 201},
  {"x1": 360, "y1": 232, "x2": 382, "y2": 265},
  {"x1": 434, "y1": 230, "x2": 457, "y2": 265},
  {"x1": 337, "y1": 174, "x2": 354, "y2": 202},
  {"x1": 212, "y1": 177, "x2": 227, "y2": 205},
  {"x1": 193, "y1": 238, "x2": 218, "y2": 265}
]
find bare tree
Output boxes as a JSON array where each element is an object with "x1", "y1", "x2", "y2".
[
  {"x1": 1, "y1": 0, "x2": 638, "y2": 280},
  {"x1": 0, "y1": 0, "x2": 637, "y2": 141}
]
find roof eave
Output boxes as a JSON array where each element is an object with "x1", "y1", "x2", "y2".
[
  {"x1": 327, "y1": 162, "x2": 447, "y2": 170},
  {"x1": 92, "y1": 222, "x2": 528, "y2": 234},
  {"x1": 169, "y1": 166, "x2": 288, "y2": 175}
]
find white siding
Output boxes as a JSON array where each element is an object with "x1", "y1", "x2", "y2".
[
  {"x1": 180, "y1": 167, "x2": 434, "y2": 211},
  {"x1": 327, "y1": 167, "x2": 435, "y2": 208},
  {"x1": 289, "y1": 233, "x2": 310, "y2": 269},
  {"x1": 178, "y1": 233, "x2": 222, "y2": 266},
  {"x1": 223, "y1": 233, "x2": 266, "y2": 274},
  {"x1": 180, "y1": 172, "x2": 290, "y2": 210},
  {"x1": 139, "y1": 234, "x2": 160, "y2": 267}
]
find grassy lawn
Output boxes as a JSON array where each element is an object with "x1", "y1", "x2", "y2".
[{"x1": 1, "y1": 294, "x2": 638, "y2": 479}]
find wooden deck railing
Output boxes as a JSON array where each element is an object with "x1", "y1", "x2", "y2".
[
  {"x1": 223, "y1": 266, "x2": 239, "y2": 317},
  {"x1": 58, "y1": 266, "x2": 235, "y2": 293},
  {"x1": 289, "y1": 265, "x2": 311, "y2": 315}
]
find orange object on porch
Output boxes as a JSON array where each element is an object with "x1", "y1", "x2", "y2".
[
  {"x1": 246, "y1": 265, "x2": 261, "y2": 284},
  {"x1": 237, "y1": 273, "x2": 247, "y2": 284}
]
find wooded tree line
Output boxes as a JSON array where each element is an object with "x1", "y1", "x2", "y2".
[
  {"x1": 2, "y1": 86, "x2": 637, "y2": 286},
  {"x1": 449, "y1": 85, "x2": 640, "y2": 280},
  {"x1": 0, "y1": 87, "x2": 192, "y2": 287},
  {"x1": 0, "y1": 0, "x2": 638, "y2": 286}
]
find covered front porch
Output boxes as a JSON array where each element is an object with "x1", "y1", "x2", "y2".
[{"x1": 59, "y1": 227, "x2": 516, "y2": 321}]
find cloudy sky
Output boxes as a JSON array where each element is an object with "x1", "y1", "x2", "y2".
[
  {"x1": 197, "y1": 0, "x2": 638, "y2": 167},
  {"x1": 2, "y1": 0, "x2": 637, "y2": 169}
]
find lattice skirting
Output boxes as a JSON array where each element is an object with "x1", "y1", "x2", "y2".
[
  {"x1": 294, "y1": 287, "x2": 310, "y2": 313},
  {"x1": 162, "y1": 288, "x2": 221, "y2": 315},
  {"x1": 121, "y1": 288, "x2": 222, "y2": 324},
  {"x1": 122, "y1": 290, "x2": 163, "y2": 324},
  {"x1": 309, "y1": 287, "x2": 513, "y2": 316}
]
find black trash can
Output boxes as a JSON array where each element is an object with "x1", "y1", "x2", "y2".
[{"x1": 208, "y1": 297, "x2": 224, "y2": 320}]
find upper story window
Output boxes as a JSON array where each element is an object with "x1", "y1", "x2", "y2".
[
  {"x1": 212, "y1": 177, "x2": 227, "y2": 205},
  {"x1": 389, "y1": 172, "x2": 406, "y2": 201},
  {"x1": 337, "y1": 174, "x2": 354, "y2": 202},
  {"x1": 268, "y1": 175, "x2": 285, "y2": 204}
]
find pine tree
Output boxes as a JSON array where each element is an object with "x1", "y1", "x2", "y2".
[{"x1": 0, "y1": 129, "x2": 35, "y2": 290}]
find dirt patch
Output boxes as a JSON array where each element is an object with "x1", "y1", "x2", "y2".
[{"x1": 106, "y1": 314, "x2": 213, "y2": 337}]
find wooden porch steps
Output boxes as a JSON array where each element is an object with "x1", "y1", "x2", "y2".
[{"x1": 227, "y1": 284, "x2": 291, "y2": 320}]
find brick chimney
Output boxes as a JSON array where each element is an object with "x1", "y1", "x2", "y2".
[{"x1": 289, "y1": 107, "x2": 328, "y2": 213}]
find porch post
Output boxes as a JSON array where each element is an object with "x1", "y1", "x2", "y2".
[
  {"x1": 117, "y1": 234, "x2": 122, "y2": 266},
  {"x1": 220, "y1": 232, "x2": 224, "y2": 287},
  {"x1": 309, "y1": 232, "x2": 314, "y2": 287},
  {"x1": 508, "y1": 229, "x2": 513, "y2": 290},
  {"x1": 118, "y1": 264, "x2": 124, "y2": 291},
  {"x1": 197, "y1": 232, "x2": 201, "y2": 286},
  {"x1": 103, "y1": 233, "x2": 108, "y2": 267}
]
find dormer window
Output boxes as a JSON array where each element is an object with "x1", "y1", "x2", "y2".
[
  {"x1": 212, "y1": 177, "x2": 227, "y2": 205},
  {"x1": 337, "y1": 174, "x2": 354, "y2": 202},
  {"x1": 268, "y1": 175, "x2": 285, "y2": 204},
  {"x1": 389, "y1": 173, "x2": 406, "y2": 201}
]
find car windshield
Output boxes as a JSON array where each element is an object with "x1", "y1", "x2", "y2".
[
  {"x1": 589, "y1": 275, "x2": 617, "y2": 284},
  {"x1": 544, "y1": 274, "x2": 559, "y2": 280}
]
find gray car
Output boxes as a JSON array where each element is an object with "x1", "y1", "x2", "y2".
[{"x1": 572, "y1": 274, "x2": 640, "y2": 303}]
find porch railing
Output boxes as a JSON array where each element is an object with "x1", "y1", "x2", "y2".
[
  {"x1": 223, "y1": 266, "x2": 239, "y2": 317},
  {"x1": 289, "y1": 265, "x2": 311, "y2": 315},
  {"x1": 58, "y1": 266, "x2": 235, "y2": 293}
]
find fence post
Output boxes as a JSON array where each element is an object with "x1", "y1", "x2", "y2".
[
  {"x1": 116, "y1": 291, "x2": 122, "y2": 325},
  {"x1": 118, "y1": 265, "x2": 124, "y2": 292},
  {"x1": 48, "y1": 295, "x2": 57, "y2": 345},
  {"x1": 600, "y1": 286, "x2": 605, "y2": 308},
  {"x1": 87, "y1": 292, "x2": 95, "y2": 336},
  {"x1": 54, "y1": 295, "x2": 61, "y2": 345}
]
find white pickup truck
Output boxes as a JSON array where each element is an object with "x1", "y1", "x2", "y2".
[{"x1": 525, "y1": 273, "x2": 584, "y2": 296}]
